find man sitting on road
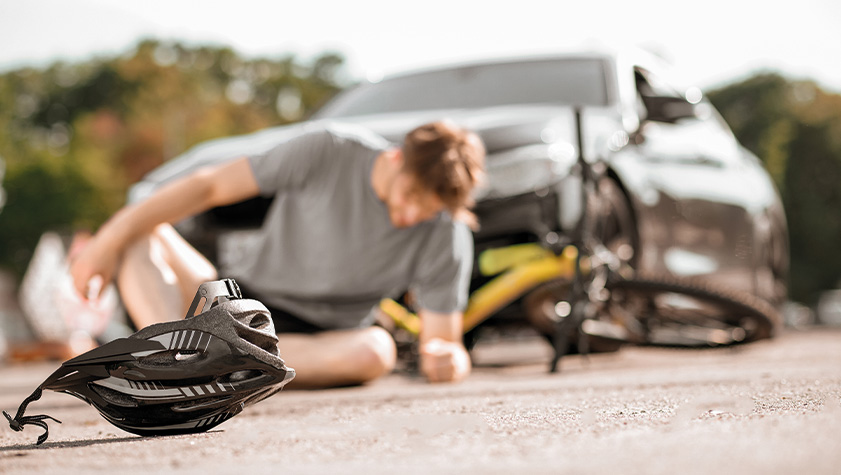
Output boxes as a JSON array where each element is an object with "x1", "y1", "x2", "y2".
[{"x1": 70, "y1": 121, "x2": 486, "y2": 387}]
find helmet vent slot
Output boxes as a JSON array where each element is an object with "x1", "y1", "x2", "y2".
[
  {"x1": 172, "y1": 395, "x2": 234, "y2": 412},
  {"x1": 175, "y1": 350, "x2": 200, "y2": 362},
  {"x1": 248, "y1": 312, "x2": 271, "y2": 330},
  {"x1": 138, "y1": 349, "x2": 205, "y2": 367},
  {"x1": 234, "y1": 310, "x2": 280, "y2": 356},
  {"x1": 90, "y1": 384, "x2": 139, "y2": 408},
  {"x1": 222, "y1": 369, "x2": 263, "y2": 384}
]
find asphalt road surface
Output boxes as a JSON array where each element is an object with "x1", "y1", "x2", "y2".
[{"x1": 1, "y1": 328, "x2": 840, "y2": 474}]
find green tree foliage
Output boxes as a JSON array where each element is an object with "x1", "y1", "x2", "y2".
[
  {"x1": 708, "y1": 74, "x2": 841, "y2": 303},
  {"x1": 0, "y1": 40, "x2": 346, "y2": 276}
]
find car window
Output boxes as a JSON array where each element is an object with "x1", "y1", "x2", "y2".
[{"x1": 316, "y1": 58, "x2": 609, "y2": 118}]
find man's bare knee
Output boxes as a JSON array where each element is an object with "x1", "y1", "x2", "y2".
[
  {"x1": 155, "y1": 224, "x2": 217, "y2": 284},
  {"x1": 353, "y1": 327, "x2": 397, "y2": 382},
  {"x1": 118, "y1": 233, "x2": 184, "y2": 326}
]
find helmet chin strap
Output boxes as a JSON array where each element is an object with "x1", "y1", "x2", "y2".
[{"x1": 3, "y1": 386, "x2": 62, "y2": 445}]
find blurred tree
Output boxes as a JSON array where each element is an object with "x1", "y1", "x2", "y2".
[
  {"x1": 709, "y1": 73, "x2": 841, "y2": 303},
  {"x1": 0, "y1": 40, "x2": 347, "y2": 278},
  {"x1": 784, "y1": 122, "x2": 841, "y2": 301},
  {"x1": 0, "y1": 154, "x2": 108, "y2": 275}
]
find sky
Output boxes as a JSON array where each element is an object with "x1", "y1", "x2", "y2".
[{"x1": 1, "y1": 0, "x2": 840, "y2": 93}]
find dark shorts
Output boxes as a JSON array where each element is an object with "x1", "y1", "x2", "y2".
[
  {"x1": 265, "y1": 304, "x2": 326, "y2": 334},
  {"x1": 238, "y1": 284, "x2": 326, "y2": 334}
]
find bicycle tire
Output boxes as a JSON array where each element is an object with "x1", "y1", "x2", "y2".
[
  {"x1": 524, "y1": 280, "x2": 625, "y2": 354},
  {"x1": 604, "y1": 272, "x2": 782, "y2": 347}
]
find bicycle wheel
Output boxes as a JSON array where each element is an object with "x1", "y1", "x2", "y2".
[
  {"x1": 603, "y1": 273, "x2": 781, "y2": 347},
  {"x1": 524, "y1": 280, "x2": 625, "y2": 353}
]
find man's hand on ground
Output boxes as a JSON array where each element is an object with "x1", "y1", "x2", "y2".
[{"x1": 419, "y1": 337, "x2": 471, "y2": 383}]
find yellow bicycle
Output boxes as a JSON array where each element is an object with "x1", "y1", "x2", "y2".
[
  {"x1": 380, "y1": 240, "x2": 779, "y2": 372},
  {"x1": 381, "y1": 109, "x2": 780, "y2": 372}
]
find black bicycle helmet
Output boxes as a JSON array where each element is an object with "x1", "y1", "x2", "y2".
[{"x1": 4, "y1": 279, "x2": 295, "y2": 445}]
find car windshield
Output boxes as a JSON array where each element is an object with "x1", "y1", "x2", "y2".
[{"x1": 316, "y1": 57, "x2": 609, "y2": 118}]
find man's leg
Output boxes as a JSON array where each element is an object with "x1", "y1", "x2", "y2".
[
  {"x1": 277, "y1": 326, "x2": 397, "y2": 389},
  {"x1": 117, "y1": 224, "x2": 217, "y2": 328},
  {"x1": 116, "y1": 225, "x2": 394, "y2": 388}
]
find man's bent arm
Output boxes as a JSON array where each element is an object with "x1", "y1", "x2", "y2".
[
  {"x1": 418, "y1": 309, "x2": 472, "y2": 383},
  {"x1": 71, "y1": 157, "x2": 260, "y2": 296}
]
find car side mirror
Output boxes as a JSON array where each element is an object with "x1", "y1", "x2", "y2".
[{"x1": 642, "y1": 95, "x2": 698, "y2": 123}]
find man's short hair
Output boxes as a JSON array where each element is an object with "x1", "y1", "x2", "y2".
[{"x1": 401, "y1": 121, "x2": 486, "y2": 228}]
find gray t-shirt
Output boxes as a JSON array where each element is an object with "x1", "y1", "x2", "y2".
[{"x1": 233, "y1": 123, "x2": 473, "y2": 330}]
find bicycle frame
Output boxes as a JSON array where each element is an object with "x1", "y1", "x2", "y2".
[{"x1": 379, "y1": 243, "x2": 581, "y2": 336}]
